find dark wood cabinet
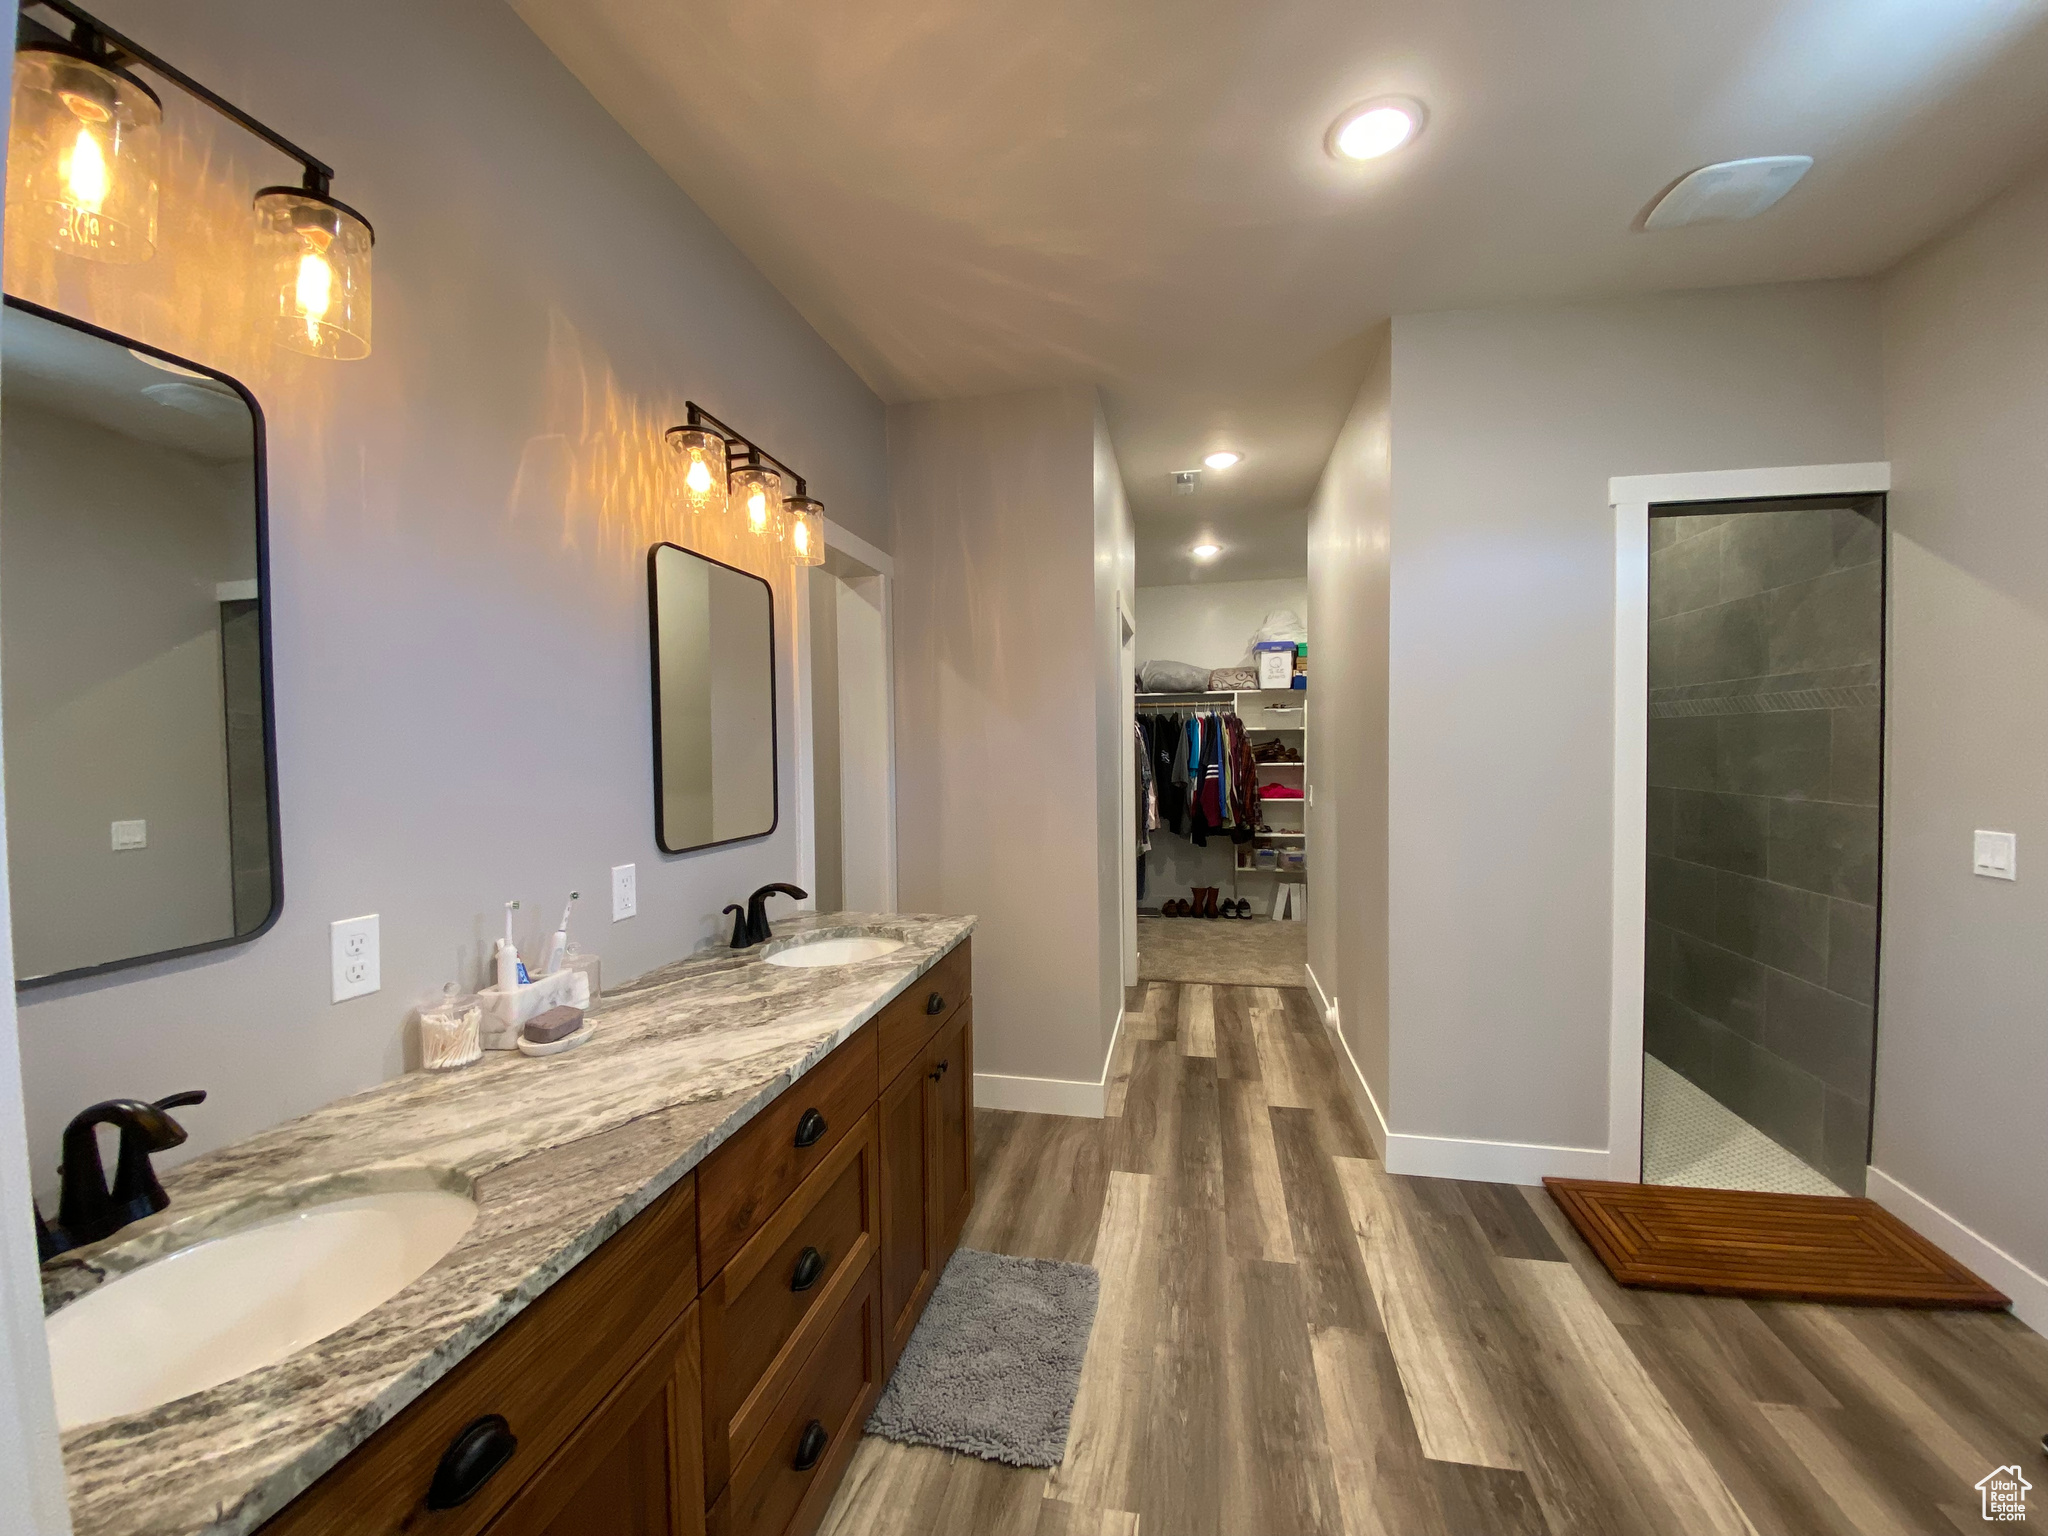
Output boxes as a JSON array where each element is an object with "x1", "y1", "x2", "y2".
[
  {"x1": 260, "y1": 938, "x2": 970, "y2": 1536},
  {"x1": 485, "y1": 1304, "x2": 704, "y2": 1536}
]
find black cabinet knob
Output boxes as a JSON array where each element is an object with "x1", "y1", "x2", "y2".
[
  {"x1": 925, "y1": 992, "x2": 945, "y2": 1015},
  {"x1": 790, "y1": 1244, "x2": 827, "y2": 1292},
  {"x1": 426, "y1": 1414, "x2": 518, "y2": 1510},
  {"x1": 793, "y1": 1108, "x2": 827, "y2": 1148},
  {"x1": 793, "y1": 1419, "x2": 830, "y2": 1472}
]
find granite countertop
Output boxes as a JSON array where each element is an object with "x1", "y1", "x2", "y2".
[{"x1": 46, "y1": 910, "x2": 975, "y2": 1536}]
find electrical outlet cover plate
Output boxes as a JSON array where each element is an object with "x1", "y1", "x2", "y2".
[
  {"x1": 612, "y1": 864, "x2": 637, "y2": 921},
  {"x1": 331, "y1": 914, "x2": 381, "y2": 1002}
]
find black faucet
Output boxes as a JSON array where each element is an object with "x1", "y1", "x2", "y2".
[
  {"x1": 732, "y1": 883, "x2": 808, "y2": 948},
  {"x1": 37, "y1": 1091, "x2": 206, "y2": 1261}
]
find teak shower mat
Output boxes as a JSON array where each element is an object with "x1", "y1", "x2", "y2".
[{"x1": 1544, "y1": 1179, "x2": 2010, "y2": 1308}]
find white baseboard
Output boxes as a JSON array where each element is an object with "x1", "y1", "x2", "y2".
[
  {"x1": 1866, "y1": 1167, "x2": 2048, "y2": 1336},
  {"x1": 1305, "y1": 960, "x2": 1337, "y2": 1028},
  {"x1": 971, "y1": 1003, "x2": 1123, "y2": 1121}
]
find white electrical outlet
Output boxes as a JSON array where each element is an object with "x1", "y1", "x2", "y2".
[
  {"x1": 110, "y1": 819, "x2": 147, "y2": 851},
  {"x1": 330, "y1": 914, "x2": 381, "y2": 1002},
  {"x1": 612, "y1": 864, "x2": 637, "y2": 921},
  {"x1": 1974, "y1": 830, "x2": 2018, "y2": 881}
]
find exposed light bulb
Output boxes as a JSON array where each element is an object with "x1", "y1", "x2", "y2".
[
  {"x1": 63, "y1": 126, "x2": 108, "y2": 213},
  {"x1": 792, "y1": 519, "x2": 811, "y2": 557},
  {"x1": 1329, "y1": 98, "x2": 1426, "y2": 161},
  {"x1": 748, "y1": 488, "x2": 768, "y2": 533},
  {"x1": 1202, "y1": 451, "x2": 1240, "y2": 471},
  {"x1": 295, "y1": 249, "x2": 333, "y2": 344},
  {"x1": 685, "y1": 458, "x2": 713, "y2": 495},
  {"x1": 1191, "y1": 542, "x2": 1221, "y2": 561}
]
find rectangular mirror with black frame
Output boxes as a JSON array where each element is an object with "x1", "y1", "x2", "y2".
[
  {"x1": 0, "y1": 296, "x2": 281, "y2": 986},
  {"x1": 648, "y1": 542, "x2": 777, "y2": 854}
]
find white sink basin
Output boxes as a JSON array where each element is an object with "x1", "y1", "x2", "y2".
[
  {"x1": 46, "y1": 1187, "x2": 476, "y2": 1429},
  {"x1": 765, "y1": 935, "x2": 906, "y2": 968}
]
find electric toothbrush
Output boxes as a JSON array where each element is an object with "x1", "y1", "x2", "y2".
[{"x1": 541, "y1": 892, "x2": 579, "y2": 976}]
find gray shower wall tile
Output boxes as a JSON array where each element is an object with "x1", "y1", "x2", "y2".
[
  {"x1": 1648, "y1": 716, "x2": 1719, "y2": 792},
  {"x1": 1829, "y1": 505, "x2": 1881, "y2": 571},
  {"x1": 1648, "y1": 855, "x2": 1717, "y2": 939},
  {"x1": 1650, "y1": 528, "x2": 1724, "y2": 619},
  {"x1": 1645, "y1": 920, "x2": 1676, "y2": 998},
  {"x1": 1712, "y1": 1028, "x2": 1827, "y2": 1167},
  {"x1": 1717, "y1": 710, "x2": 1832, "y2": 800},
  {"x1": 1720, "y1": 509, "x2": 1838, "y2": 601},
  {"x1": 1768, "y1": 799, "x2": 1880, "y2": 904},
  {"x1": 1827, "y1": 899, "x2": 1877, "y2": 1005},
  {"x1": 1820, "y1": 1086, "x2": 1871, "y2": 1192},
  {"x1": 1830, "y1": 705, "x2": 1881, "y2": 807},
  {"x1": 1714, "y1": 870, "x2": 1829, "y2": 984},
  {"x1": 1645, "y1": 990, "x2": 1716, "y2": 1089},
  {"x1": 1647, "y1": 787, "x2": 1676, "y2": 858},
  {"x1": 1767, "y1": 562, "x2": 1882, "y2": 676},
  {"x1": 1651, "y1": 595, "x2": 1767, "y2": 687},
  {"x1": 1763, "y1": 970, "x2": 1875, "y2": 1099},
  {"x1": 1669, "y1": 932, "x2": 1766, "y2": 1042},
  {"x1": 1672, "y1": 789, "x2": 1767, "y2": 877}
]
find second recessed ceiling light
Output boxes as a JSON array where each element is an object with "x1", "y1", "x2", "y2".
[
  {"x1": 1328, "y1": 97, "x2": 1426, "y2": 161},
  {"x1": 1191, "y1": 542, "x2": 1222, "y2": 561},
  {"x1": 1202, "y1": 451, "x2": 1241, "y2": 470}
]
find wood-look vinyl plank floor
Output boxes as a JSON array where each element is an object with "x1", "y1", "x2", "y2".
[{"x1": 821, "y1": 981, "x2": 2048, "y2": 1536}]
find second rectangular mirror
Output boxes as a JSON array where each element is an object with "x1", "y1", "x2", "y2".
[{"x1": 648, "y1": 542, "x2": 777, "y2": 853}]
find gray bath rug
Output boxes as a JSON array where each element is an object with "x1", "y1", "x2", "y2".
[{"x1": 865, "y1": 1246, "x2": 1100, "y2": 1467}]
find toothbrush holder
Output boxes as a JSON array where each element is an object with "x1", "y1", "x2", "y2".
[{"x1": 477, "y1": 968, "x2": 591, "y2": 1051}]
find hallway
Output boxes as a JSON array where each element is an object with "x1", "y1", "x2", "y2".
[{"x1": 822, "y1": 981, "x2": 2048, "y2": 1535}]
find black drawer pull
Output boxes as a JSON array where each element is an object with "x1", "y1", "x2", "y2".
[
  {"x1": 790, "y1": 1245, "x2": 827, "y2": 1292},
  {"x1": 426, "y1": 1414, "x2": 518, "y2": 1510},
  {"x1": 925, "y1": 991, "x2": 945, "y2": 1015},
  {"x1": 793, "y1": 1108, "x2": 827, "y2": 1148},
  {"x1": 793, "y1": 1419, "x2": 830, "y2": 1472}
]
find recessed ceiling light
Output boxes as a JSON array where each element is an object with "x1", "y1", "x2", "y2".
[
  {"x1": 1328, "y1": 97, "x2": 1425, "y2": 161},
  {"x1": 1202, "y1": 451, "x2": 1241, "y2": 471},
  {"x1": 1191, "y1": 542, "x2": 1222, "y2": 561}
]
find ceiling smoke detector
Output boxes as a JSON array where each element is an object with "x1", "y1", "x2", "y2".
[
  {"x1": 1173, "y1": 470, "x2": 1201, "y2": 496},
  {"x1": 1643, "y1": 156, "x2": 1813, "y2": 229}
]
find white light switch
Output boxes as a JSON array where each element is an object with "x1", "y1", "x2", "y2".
[
  {"x1": 110, "y1": 819, "x2": 147, "y2": 851},
  {"x1": 1973, "y1": 830, "x2": 2017, "y2": 881},
  {"x1": 330, "y1": 914, "x2": 380, "y2": 1002},
  {"x1": 612, "y1": 864, "x2": 637, "y2": 921}
]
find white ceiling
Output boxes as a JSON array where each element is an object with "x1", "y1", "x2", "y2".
[{"x1": 513, "y1": 0, "x2": 2048, "y2": 581}]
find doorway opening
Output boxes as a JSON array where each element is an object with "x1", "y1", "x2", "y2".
[
  {"x1": 1641, "y1": 493, "x2": 1883, "y2": 1196},
  {"x1": 808, "y1": 545, "x2": 896, "y2": 915}
]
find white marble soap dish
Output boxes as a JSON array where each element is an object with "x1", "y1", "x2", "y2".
[{"x1": 517, "y1": 1023, "x2": 594, "y2": 1058}]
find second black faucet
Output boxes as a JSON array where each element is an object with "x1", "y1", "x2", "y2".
[{"x1": 727, "y1": 883, "x2": 808, "y2": 948}]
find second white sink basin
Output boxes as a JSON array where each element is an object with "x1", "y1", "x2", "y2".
[
  {"x1": 46, "y1": 1186, "x2": 476, "y2": 1429},
  {"x1": 765, "y1": 935, "x2": 906, "y2": 968}
]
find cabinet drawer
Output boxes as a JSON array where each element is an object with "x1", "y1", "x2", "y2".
[
  {"x1": 260, "y1": 1176, "x2": 699, "y2": 1536},
  {"x1": 700, "y1": 1025, "x2": 877, "y2": 1280},
  {"x1": 875, "y1": 937, "x2": 971, "y2": 1088},
  {"x1": 707, "y1": 1257, "x2": 881, "y2": 1536},
  {"x1": 702, "y1": 1112, "x2": 878, "y2": 1498}
]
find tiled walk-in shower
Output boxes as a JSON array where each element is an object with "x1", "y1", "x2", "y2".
[{"x1": 1643, "y1": 499, "x2": 1882, "y2": 1194}]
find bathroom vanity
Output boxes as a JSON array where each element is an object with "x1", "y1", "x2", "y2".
[{"x1": 44, "y1": 915, "x2": 974, "y2": 1536}]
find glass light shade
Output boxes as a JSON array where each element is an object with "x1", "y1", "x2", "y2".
[
  {"x1": 730, "y1": 465, "x2": 783, "y2": 540},
  {"x1": 7, "y1": 47, "x2": 161, "y2": 263},
  {"x1": 666, "y1": 427, "x2": 729, "y2": 519},
  {"x1": 255, "y1": 188, "x2": 373, "y2": 360},
  {"x1": 783, "y1": 496, "x2": 825, "y2": 566}
]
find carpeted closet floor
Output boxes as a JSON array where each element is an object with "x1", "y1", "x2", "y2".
[{"x1": 1136, "y1": 914, "x2": 1305, "y2": 987}]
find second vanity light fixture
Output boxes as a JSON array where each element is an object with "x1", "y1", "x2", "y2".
[
  {"x1": 665, "y1": 402, "x2": 825, "y2": 566},
  {"x1": 7, "y1": 0, "x2": 375, "y2": 358}
]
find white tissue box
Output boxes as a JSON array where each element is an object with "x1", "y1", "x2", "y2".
[{"x1": 476, "y1": 969, "x2": 591, "y2": 1051}]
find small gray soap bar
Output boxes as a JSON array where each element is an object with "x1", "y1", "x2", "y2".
[{"x1": 524, "y1": 1005, "x2": 584, "y2": 1044}]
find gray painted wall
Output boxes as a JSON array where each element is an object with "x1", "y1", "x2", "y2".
[
  {"x1": 1644, "y1": 503, "x2": 1883, "y2": 1191},
  {"x1": 1388, "y1": 284, "x2": 1886, "y2": 1150},
  {"x1": 1876, "y1": 156, "x2": 2048, "y2": 1279},
  {"x1": 890, "y1": 388, "x2": 1121, "y2": 1090},
  {"x1": 7, "y1": 0, "x2": 887, "y2": 1199},
  {"x1": 1306, "y1": 328, "x2": 1392, "y2": 1110}
]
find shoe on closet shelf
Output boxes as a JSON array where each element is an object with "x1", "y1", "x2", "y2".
[
  {"x1": 1202, "y1": 888, "x2": 1220, "y2": 919},
  {"x1": 1234, "y1": 899, "x2": 1253, "y2": 918}
]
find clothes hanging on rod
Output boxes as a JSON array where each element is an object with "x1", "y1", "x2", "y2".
[{"x1": 1134, "y1": 705, "x2": 1260, "y2": 846}]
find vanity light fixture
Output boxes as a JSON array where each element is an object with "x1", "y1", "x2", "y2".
[
  {"x1": 664, "y1": 425, "x2": 730, "y2": 520},
  {"x1": 666, "y1": 402, "x2": 828, "y2": 564},
  {"x1": 1327, "y1": 96, "x2": 1426, "y2": 161},
  {"x1": 1202, "y1": 451, "x2": 1241, "y2": 471},
  {"x1": 9, "y1": 0, "x2": 375, "y2": 357}
]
